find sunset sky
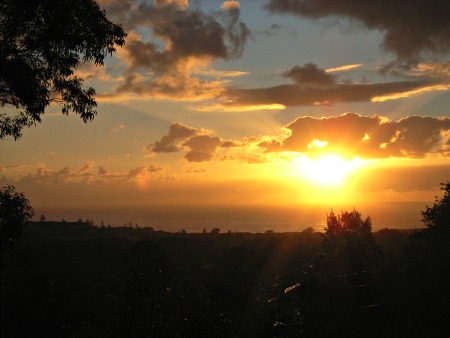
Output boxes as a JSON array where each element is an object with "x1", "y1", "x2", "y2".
[{"x1": 1, "y1": 0, "x2": 449, "y2": 210}]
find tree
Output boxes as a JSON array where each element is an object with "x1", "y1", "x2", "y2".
[
  {"x1": 322, "y1": 209, "x2": 378, "y2": 271},
  {"x1": 0, "y1": 0, "x2": 126, "y2": 139},
  {"x1": 420, "y1": 181, "x2": 450, "y2": 260},
  {"x1": 0, "y1": 185, "x2": 34, "y2": 249},
  {"x1": 422, "y1": 181, "x2": 450, "y2": 231}
]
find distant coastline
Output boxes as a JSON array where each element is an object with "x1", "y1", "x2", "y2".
[{"x1": 32, "y1": 202, "x2": 428, "y2": 233}]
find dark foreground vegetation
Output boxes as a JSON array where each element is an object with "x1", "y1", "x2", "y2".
[{"x1": 2, "y1": 183, "x2": 450, "y2": 337}]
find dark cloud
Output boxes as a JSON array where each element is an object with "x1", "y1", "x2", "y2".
[
  {"x1": 148, "y1": 122, "x2": 235, "y2": 162},
  {"x1": 263, "y1": 113, "x2": 450, "y2": 159},
  {"x1": 124, "y1": 9, "x2": 231, "y2": 74},
  {"x1": 147, "y1": 122, "x2": 198, "y2": 153},
  {"x1": 106, "y1": 0, "x2": 250, "y2": 100},
  {"x1": 225, "y1": 78, "x2": 435, "y2": 107},
  {"x1": 182, "y1": 135, "x2": 222, "y2": 162},
  {"x1": 266, "y1": 0, "x2": 450, "y2": 62},
  {"x1": 283, "y1": 63, "x2": 336, "y2": 88},
  {"x1": 102, "y1": 0, "x2": 250, "y2": 90}
]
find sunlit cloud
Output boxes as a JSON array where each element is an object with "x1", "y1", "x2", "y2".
[
  {"x1": 153, "y1": 0, "x2": 188, "y2": 10},
  {"x1": 193, "y1": 103, "x2": 286, "y2": 112},
  {"x1": 221, "y1": 1, "x2": 240, "y2": 11},
  {"x1": 371, "y1": 84, "x2": 450, "y2": 102},
  {"x1": 147, "y1": 114, "x2": 450, "y2": 167},
  {"x1": 99, "y1": 0, "x2": 250, "y2": 102},
  {"x1": 265, "y1": 113, "x2": 450, "y2": 159},
  {"x1": 191, "y1": 68, "x2": 249, "y2": 78},
  {"x1": 326, "y1": 64, "x2": 362, "y2": 73},
  {"x1": 410, "y1": 61, "x2": 450, "y2": 79}
]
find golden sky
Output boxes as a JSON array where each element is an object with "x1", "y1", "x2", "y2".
[{"x1": 1, "y1": 0, "x2": 449, "y2": 208}]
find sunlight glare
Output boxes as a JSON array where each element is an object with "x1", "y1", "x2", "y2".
[{"x1": 300, "y1": 154, "x2": 360, "y2": 186}]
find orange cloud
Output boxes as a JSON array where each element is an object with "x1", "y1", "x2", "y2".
[
  {"x1": 221, "y1": 1, "x2": 240, "y2": 11},
  {"x1": 326, "y1": 64, "x2": 362, "y2": 73},
  {"x1": 266, "y1": 113, "x2": 450, "y2": 159},
  {"x1": 148, "y1": 114, "x2": 450, "y2": 165},
  {"x1": 371, "y1": 84, "x2": 450, "y2": 102}
]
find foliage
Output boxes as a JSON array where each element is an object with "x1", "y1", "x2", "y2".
[
  {"x1": 0, "y1": 185, "x2": 34, "y2": 249},
  {"x1": 0, "y1": 0, "x2": 126, "y2": 139},
  {"x1": 422, "y1": 181, "x2": 450, "y2": 231},
  {"x1": 3, "y1": 200, "x2": 450, "y2": 337},
  {"x1": 322, "y1": 209, "x2": 378, "y2": 271},
  {"x1": 414, "y1": 181, "x2": 450, "y2": 267}
]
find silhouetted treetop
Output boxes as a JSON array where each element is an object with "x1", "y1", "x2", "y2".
[
  {"x1": 321, "y1": 209, "x2": 379, "y2": 272},
  {"x1": 422, "y1": 181, "x2": 450, "y2": 231},
  {"x1": 323, "y1": 209, "x2": 373, "y2": 253},
  {"x1": 0, "y1": 0, "x2": 126, "y2": 139}
]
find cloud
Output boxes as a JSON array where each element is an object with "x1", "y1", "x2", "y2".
[
  {"x1": 263, "y1": 113, "x2": 450, "y2": 159},
  {"x1": 100, "y1": 0, "x2": 250, "y2": 100},
  {"x1": 221, "y1": 1, "x2": 240, "y2": 11},
  {"x1": 266, "y1": 0, "x2": 450, "y2": 62},
  {"x1": 98, "y1": 166, "x2": 108, "y2": 175},
  {"x1": 371, "y1": 84, "x2": 450, "y2": 102},
  {"x1": 116, "y1": 71, "x2": 226, "y2": 101},
  {"x1": 147, "y1": 122, "x2": 224, "y2": 162},
  {"x1": 147, "y1": 122, "x2": 199, "y2": 153},
  {"x1": 147, "y1": 122, "x2": 254, "y2": 163},
  {"x1": 326, "y1": 64, "x2": 362, "y2": 73},
  {"x1": 7, "y1": 161, "x2": 173, "y2": 187},
  {"x1": 154, "y1": 0, "x2": 188, "y2": 10},
  {"x1": 283, "y1": 63, "x2": 337, "y2": 88},
  {"x1": 148, "y1": 114, "x2": 450, "y2": 165},
  {"x1": 218, "y1": 62, "x2": 450, "y2": 108},
  {"x1": 411, "y1": 61, "x2": 450, "y2": 79},
  {"x1": 259, "y1": 23, "x2": 282, "y2": 36},
  {"x1": 76, "y1": 161, "x2": 96, "y2": 175},
  {"x1": 225, "y1": 79, "x2": 438, "y2": 107},
  {"x1": 128, "y1": 164, "x2": 164, "y2": 179},
  {"x1": 244, "y1": 154, "x2": 270, "y2": 164},
  {"x1": 182, "y1": 135, "x2": 222, "y2": 162}
]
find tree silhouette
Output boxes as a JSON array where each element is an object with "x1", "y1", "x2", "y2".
[
  {"x1": 0, "y1": 0, "x2": 126, "y2": 139},
  {"x1": 322, "y1": 209, "x2": 378, "y2": 272},
  {"x1": 0, "y1": 185, "x2": 34, "y2": 249},
  {"x1": 422, "y1": 181, "x2": 450, "y2": 231},
  {"x1": 419, "y1": 181, "x2": 450, "y2": 262}
]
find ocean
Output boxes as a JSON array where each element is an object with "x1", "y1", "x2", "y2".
[{"x1": 33, "y1": 202, "x2": 429, "y2": 233}]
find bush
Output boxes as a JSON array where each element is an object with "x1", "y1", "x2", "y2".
[{"x1": 0, "y1": 185, "x2": 34, "y2": 249}]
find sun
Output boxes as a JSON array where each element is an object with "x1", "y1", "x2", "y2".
[{"x1": 300, "y1": 154, "x2": 360, "y2": 186}]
